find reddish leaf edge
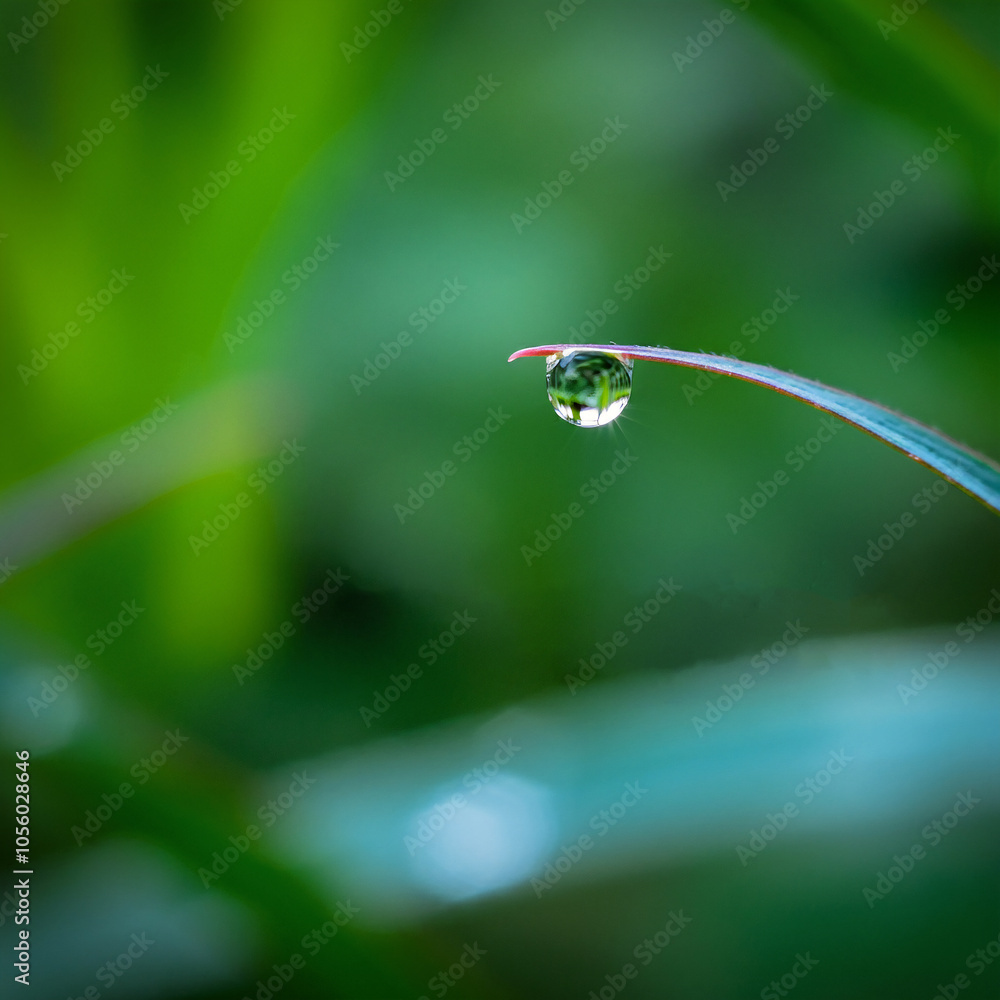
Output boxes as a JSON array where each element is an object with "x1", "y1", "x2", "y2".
[{"x1": 509, "y1": 344, "x2": 1000, "y2": 515}]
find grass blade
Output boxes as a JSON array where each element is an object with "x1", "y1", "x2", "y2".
[{"x1": 509, "y1": 344, "x2": 1000, "y2": 514}]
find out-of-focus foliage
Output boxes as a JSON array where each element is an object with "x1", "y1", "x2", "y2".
[{"x1": 0, "y1": 1, "x2": 998, "y2": 998}]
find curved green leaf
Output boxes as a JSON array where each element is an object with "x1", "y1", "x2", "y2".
[{"x1": 509, "y1": 344, "x2": 1000, "y2": 514}]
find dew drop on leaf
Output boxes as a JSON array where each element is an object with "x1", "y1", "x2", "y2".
[{"x1": 545, "y1": 350, "x2": 634, "y2": 427}]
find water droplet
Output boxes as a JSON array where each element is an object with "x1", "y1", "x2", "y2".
[{"x1": 545, "y1": 350, "x2": 634, "y2": 427}]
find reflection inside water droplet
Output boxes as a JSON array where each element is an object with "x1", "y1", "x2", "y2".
[{"x1": 545, "y1": 350, "x2": 634, "y2": 427}]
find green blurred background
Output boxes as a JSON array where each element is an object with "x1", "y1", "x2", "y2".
[{"x1": 1, "y1": 0, "x2": 999, "y2": 997}]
